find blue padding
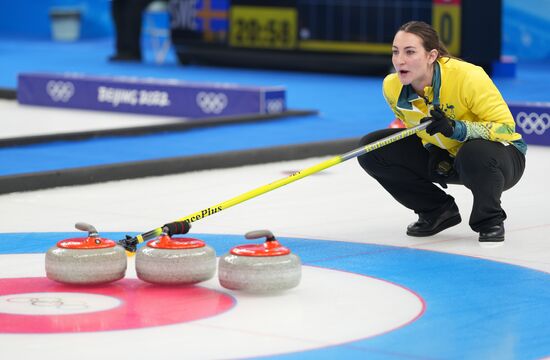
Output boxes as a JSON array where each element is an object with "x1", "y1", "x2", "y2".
[{"x1": 0, "y1": 116, "x2": 332, "y2": 175}]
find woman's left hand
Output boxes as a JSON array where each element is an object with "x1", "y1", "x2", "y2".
[{"x1": 421, "y1": 106, "x2": 455, "y2": 137}]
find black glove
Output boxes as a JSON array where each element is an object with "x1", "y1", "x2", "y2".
[
  {"x1": 421, "y1": 106, "x2": 455, "y2": 137},
  {"x1": 426, "y1": 145, "x2": 455, "y2": 188}
]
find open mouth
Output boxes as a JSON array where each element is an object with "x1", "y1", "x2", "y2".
[{"x1": 399, "y1": 70, "x2": 410, "y2": 75}]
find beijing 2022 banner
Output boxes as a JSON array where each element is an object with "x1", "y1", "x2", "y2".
[{"x1": 17, "y1": 73, "x2": 286, "y2": 118}]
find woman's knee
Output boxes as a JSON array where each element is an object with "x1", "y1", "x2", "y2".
[
  {"x1": 357, "y1": 128, "x2": 410, "y2": 173},
  {"x1": 357, "y1": 148, "x2": 377, "y2": 172},
  {"x1": 357, "y1": 129, "x2": 395, "y2": 169},
  {"x1": 359, "y1": 128, "x2": 399, "y2": 147}
]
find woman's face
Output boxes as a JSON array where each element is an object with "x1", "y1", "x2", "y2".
[{"x1": 392, "y1": 31, "x2": 437, "y2": 89}]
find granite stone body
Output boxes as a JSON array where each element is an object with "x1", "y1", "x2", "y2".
[
  {"x1": 218, "y1": 253, "x2": 301, "y2": 293},
  {"x1": 136, "y1": 245, "x2": 216, "y2": 285},
  {"x1": 46, "y1": 245, "x2": 127, "y2": 285}
]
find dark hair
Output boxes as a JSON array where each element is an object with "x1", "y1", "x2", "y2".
[{"x1": 398, "y1": 21, "x2": 450, "y2": 58}]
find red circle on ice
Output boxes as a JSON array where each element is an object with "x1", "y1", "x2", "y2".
[{"x1": 0, "y1": 277, "x2": 235, "y2": 333}]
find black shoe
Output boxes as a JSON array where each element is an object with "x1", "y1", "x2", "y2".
[
  {"x1": 407, "y1": 203, "x2": 461, "y2": 237},
  {"x1": 478, "y1": 223, "x2": 505, "y2": 247},
  {"x1": 108, "y1": 53, "x2": 142, "y2": 62}
]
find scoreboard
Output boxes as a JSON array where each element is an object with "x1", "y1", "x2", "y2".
[{"x1": 169, "y1": 0, "x2": 500, "y2": 75}]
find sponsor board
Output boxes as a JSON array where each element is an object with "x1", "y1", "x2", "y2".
[
  {"x1": 509, "y1": 102, "x2": 550, "y2": 146},
  {"x1": 17, "y1": 73, "x2": 286, "y2": 118}
]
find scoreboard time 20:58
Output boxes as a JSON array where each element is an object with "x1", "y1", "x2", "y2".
[{"x1": 229, "y1": 6, "x2": 297, "y2": 49}]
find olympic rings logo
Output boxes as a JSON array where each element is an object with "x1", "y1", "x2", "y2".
[
  {"x1": 516, "y1": 111, "x2": 550, "y2": 135},
  {"x1": 46, "y1": 80, "x2": 75, "y2": 102},
  {"x1": 196, "y1": 92, "x2": 228, "y2": 114},
  {"x1": 6, "y1": 296, "x2": 88, "y2": 310},
  {"x1": 266, "y1": 99, "x2": 284, "y2": 113}
]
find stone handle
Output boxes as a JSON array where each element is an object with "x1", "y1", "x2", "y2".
[
  {"x1": 75, "y1": 222, "x2": 98, "y2": 236},
  {"x1": 245, "y1": 230, "x2": 275, "y2": 242}
]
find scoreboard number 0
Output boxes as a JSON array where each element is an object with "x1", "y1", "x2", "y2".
[{"x1": 432, "y1": 1, "x2": 461, "y2": 56}]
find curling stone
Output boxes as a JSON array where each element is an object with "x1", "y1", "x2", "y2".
[
  {"x1": 218, "y1": 230, "x2": 301, "y2": 293},
  {"x1": 389, "y1": 118, "x2": 405, "y2": 128},
  {"x1": 45, "y1": 222, "x2": 127, "y2": 285},
  {"x1": 135, "y1": 232, "x2": 216, "y2": 285}
]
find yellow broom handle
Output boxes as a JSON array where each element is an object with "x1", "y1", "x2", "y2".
[{"x1": 123, "y1": 121, "x2": 430, "y2": 250}]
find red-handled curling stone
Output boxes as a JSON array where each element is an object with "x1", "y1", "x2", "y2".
[
  {"x1": 389, "y1": 118, "x2": 406, "y2": 128},
  {"x1": 45, "y1": 222, "x2": 127, "y2": 285},
  {"x1": 218, "y1": 230, "x2": 301, "y2": 293},
  {"x1": 136, "y1": 232, "x2": 216, "y2": 285}
]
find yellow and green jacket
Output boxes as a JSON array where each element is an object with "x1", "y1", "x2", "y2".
[{"x1": 382, "y1": 57, "x2": 527, "y2": 156}]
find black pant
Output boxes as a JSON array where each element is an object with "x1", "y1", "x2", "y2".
[
  {"x1": 112, "y1": 0, "x2": 155, "y2": 57},
  {"x1": 357, "y1": 128, "x2": 525, "y2": 232}
]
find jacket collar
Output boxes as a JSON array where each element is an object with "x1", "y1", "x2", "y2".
[{"x1": 396, "y1": 60, "x2": 442, "y2": 110}]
